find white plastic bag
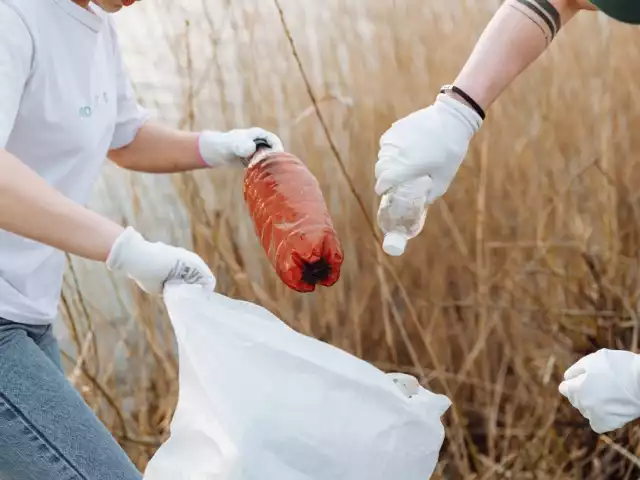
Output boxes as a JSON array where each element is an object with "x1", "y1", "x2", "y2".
[{"x1": 143, "y1": 284, "x2": 451, "y2": 480}]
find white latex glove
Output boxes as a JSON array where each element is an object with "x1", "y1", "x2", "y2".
[
  {"x1": 559, "y1": 349, "x2": 640, "y2": 434},
  {"x1": 375, "y1": 93, "x2": 483, "y2": 203},
  {"x1": 198, "y1": 128, "x2": 284, "y2": 168},
  {"x1": 106, "y1": 227, "x2": 216, "y2": 295}
]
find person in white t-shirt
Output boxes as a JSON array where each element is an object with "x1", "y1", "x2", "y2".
[{"x1": 0, "y1": 0, "x2": 283, "y2": 478}]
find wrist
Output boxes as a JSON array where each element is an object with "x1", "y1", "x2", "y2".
[
  {"x1": 443, "y1": 90, "x2": 478, "y2": 114},
  {"x1": 197, "y1": 130, "x2": 233, "y2": 168},
  {"x1": 105, "y1": 226, "x2": 142, "y2": 271},
  {"x1": 439, "y1": 85, "x2": 486, "y2": 120},
  {"x1": 195, "y1": 132, "x2": 210, "y2": 168},
  {"x1": 100, "y1": 223, "x2": 126, "y2": 263},
  {"x1": 434, "y1": 92, "x2": 484, "y2": 135}
]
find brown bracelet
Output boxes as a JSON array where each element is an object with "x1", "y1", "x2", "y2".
[{"x1": 439, "y1": 85, "x2": 486, "y2": 121}]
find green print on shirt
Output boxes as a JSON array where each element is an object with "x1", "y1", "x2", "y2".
[{"x1": 79, "y1": 92, "x2": 109, "y2": 119}]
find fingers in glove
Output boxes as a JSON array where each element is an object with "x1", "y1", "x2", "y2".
[
  {"x1": 243, "y1": 128, "x2": 284, "y2": 156},
  {"x1": 590, "y1": 419, "x2": 612, "y2": 434},
  {"x1": 375, "y1": 165, "x2": 433, "y2": 199},
  {"x1": 559, "y1": 373, "x2": 587, "y2": 397},
  {"x1": 163, "y1": 253, "x2": 216, "y2": 291},
  {"x1": 261, "y1": 132, "x2": 284, "y2": 152},
  {"x1": 375, "y1": 154, "x2": 425, "y2": 196},
  {"x1": 565, "y1": 391, "x2": 589, "y2": 420},
  {"x1": 558, "y1": 380, "x2": 571, "y2": 398},
  {"x1": 563, "y1": 357, "x2": 589, "y2": 381},
  {"x1": 590, "y1": 413, "x2": 630, "y2": 434},
  {"x1": 559, "y1": 376, "x2": 592, "y2": 424}
]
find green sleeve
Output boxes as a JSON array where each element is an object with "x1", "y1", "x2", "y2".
[{"x1": 590, "y1": 0, "x2": 640, "y2": 24}]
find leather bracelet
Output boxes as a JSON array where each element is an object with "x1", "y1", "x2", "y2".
[{"x1": 439, "y1": 85, "x2": 486, "y2": 121}]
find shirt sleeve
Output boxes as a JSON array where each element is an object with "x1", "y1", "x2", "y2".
[
  {"x1": 108, "y1": 19, "x2": 150, "y2": 150},
  {"x1": 590, "y1": 0, "x2": 640, "y2": 24},
  {"x1": 0, "y1": 2, "x2": 34, "y2": 149}
]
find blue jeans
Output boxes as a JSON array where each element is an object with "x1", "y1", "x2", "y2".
[{"x1": 0, "y1": 318, "x2": 142, "y2": 480}]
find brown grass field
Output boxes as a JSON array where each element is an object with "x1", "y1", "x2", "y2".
[{"x1": 58, "y1": 1, "x2": 640, "y2": 478}]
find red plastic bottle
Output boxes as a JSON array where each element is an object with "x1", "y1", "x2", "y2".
[{"x1": 243, "y1": 140, "x2": 344, "y2": 293}]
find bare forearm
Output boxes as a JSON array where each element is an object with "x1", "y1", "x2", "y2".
[
  {"x1": 108, "y1": 122, "x2": 206, "y2": 173},
  {"x1": 451, "y1": 0, "x2": 594, "y2": 111},
  {"x1": 0, "y1": 149, "x2": 123, "y2": 262}
]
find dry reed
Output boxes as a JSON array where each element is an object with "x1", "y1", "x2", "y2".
[{"x1": 57, "y1": 1, "x2": 640, "y2": 478}]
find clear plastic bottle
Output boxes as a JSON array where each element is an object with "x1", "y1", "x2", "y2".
[{"x1": 376, "y1": 176, "x2": 432, "y2": 256}]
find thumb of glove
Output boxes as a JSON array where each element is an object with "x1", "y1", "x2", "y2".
[
  {"x1": 563, "y1": 357, "x2": 589, "y2": 381},
  {"x1": 374, "y1": 159, "x2": 432, "y2": 197},
  {"x1": 558, "y1": 380, "x2": 571, "y2": 398},
  {"x1": 233, "y1": 136, "x2": 260, "y2": 159},
  {"x1": 231, "y1": 128, "x2": 285, "y2": 160},
  {"x1": 558, "y1": 373, "x2": 586, "y2": 399}
]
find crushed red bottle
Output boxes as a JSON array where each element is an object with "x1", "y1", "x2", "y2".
[{"x1": 243, "y1": 141, "x2": 344, "y2": 293}]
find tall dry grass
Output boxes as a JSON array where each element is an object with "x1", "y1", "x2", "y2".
[{"x1": 57, "y1": 1, "x2": 640, "y2": 478}]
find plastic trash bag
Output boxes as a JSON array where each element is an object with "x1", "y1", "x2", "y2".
[{"x1": 143, "y1": 284, "x2": 451, "y2": 480}]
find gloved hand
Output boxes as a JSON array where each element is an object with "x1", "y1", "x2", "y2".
[
  {"x1": 375, "y1": 93, "x2": 483, "y2": 203},
  {"x1": 198, "y1": 127, "x2": 284, "y2": 168},
  {"x1": 106, "y1": 227, "x2": 216, "y2": 295},
  {"x1": 559, "y1": 348, "x2": 640, "y2": 433}
]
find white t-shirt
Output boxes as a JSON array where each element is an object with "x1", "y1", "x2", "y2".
[{"x1": 0, "y1": 0, "x2": 148, "y2": 325}]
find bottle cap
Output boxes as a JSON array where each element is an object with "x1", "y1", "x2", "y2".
[{"x1": 382, "y1": 232, "x2": 407, "y2": 256}]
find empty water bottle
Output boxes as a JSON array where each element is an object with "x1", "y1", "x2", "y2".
[{"x1": 377, "y1": 176, "x2": 432, "y2": 256}]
